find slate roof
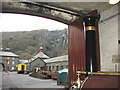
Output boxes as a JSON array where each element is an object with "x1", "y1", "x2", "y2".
[
  {"x1": 34, "y1": 52, "x2": 49, "y2": 59},
  {"x1": 0, "y1": 51, "x2": 19, "y2": 57},
  {"x1": 19, "y1": 60, "x2": 28, "y2": 64},
  {"x1": 29, "y1": 51, "x2": 49, "y2": 63},
  {"x1": 44, "y1": 55, "x2": 68, "y2": 64}
]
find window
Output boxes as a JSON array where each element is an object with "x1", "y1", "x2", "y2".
[
  {"x1": 49, "y1": 66, "x2": 51, "y2": 71},
  {"x1": 118, "y1": 40, "x2": 120, "y2": 44},
  {"x1": 12, "y1": 67, "x2": 14, "y2": 70},
  {"x1": 7, "y1": 61, "x2": 9, "y2": 64},
  {"x1": 66, "y1": 65, "x2": 68, "y2": 68},
  {"x1": 46, "y1": 66, "x2": 48, "y2": 71},
  {"x1": 61, "y1": 66, "x2": 63, "y2": 70},
  {"x1": 12, "y1": 57, "x2": 15, "y2": 60},
  {"x1": 7, "y1": 57, "x2": 10, "y2": 60},
  {"x1": 56, "y1": 66, "x2": 59, "y2": 71},
  {"x1": 52, "y1": 66, "x2": 54, "y2": 71},
  {"x1": 12, "y1": 61, "x2": 14, "y2": 64}
]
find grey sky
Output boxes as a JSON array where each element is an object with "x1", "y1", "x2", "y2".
[{"x1": 0, "y1": 13, "x2": 68, "y2": 32}]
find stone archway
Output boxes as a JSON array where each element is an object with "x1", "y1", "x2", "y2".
[
  {"x1": 2, "y1": 2, "x2": 80, "y2": 24},
  {"x1": 0, "y1": 63, "x2": 5, "y2": 71},
  {"x1": 1, "y1": 2, "x2": 100, "y2": 87}
]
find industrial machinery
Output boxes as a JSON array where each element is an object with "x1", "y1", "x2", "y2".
[
  {"x1": 73, "y1": 71, "x2": 120, "y2": 89},
  {"x1": 70, "y1": 15, "x2": 120, "y2": 90},
  {"x1": 17, "y1": 64, "x2": 26, "y2": 74}
]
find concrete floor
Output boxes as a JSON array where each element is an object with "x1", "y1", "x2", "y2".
[{"x1": 2, "y1": 72, "x2": 66, "y2": 90}]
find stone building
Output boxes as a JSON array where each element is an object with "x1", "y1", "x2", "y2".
[
  {"x1": 1, "y1": 2, "x2": 120, "y2": 88},
  {"x1": 0, "y1": 51, "x2": 19, "y2": 71},
  {"x1": 29, "y1": 47, "x2": 49, "y2": 71},
  {"x1": 44, "y1": 55, "x2": 68, "y2": 72}
]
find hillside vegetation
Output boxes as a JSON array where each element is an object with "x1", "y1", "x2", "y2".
[{"x1": 2, "y1": 29, "x2": 68, "y2": 59}]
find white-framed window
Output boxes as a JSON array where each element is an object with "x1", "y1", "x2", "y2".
[
  {"x1": 7, "y1": 57, "x2": 10, "y2": 60},
  {"x1": 12, "y1": 60, "x2": 14, "y2": 64},
  {"x1": 12, "y1": 67, "x2": 14, "y2": 70},
  {"x1": 12, "y1": 57, "x2": 15, "y2": 60},
  {"x1": 7, "y1": 61, "x2": 9, "y2": 64}
]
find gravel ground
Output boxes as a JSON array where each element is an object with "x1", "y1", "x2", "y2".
[{"x1": 2, "y1": 72, "x2": 66, "y2": 90}]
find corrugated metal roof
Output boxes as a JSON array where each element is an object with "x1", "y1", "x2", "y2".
[
  {"x1": 57, "y1": 68, "x2": 68, "y2": 74},
  {"x1": 0, "y1": 51, "x2": 19, "y2": 57},
  {"x1": 44, "y1": 55, "x2": 68, "y2": 63}
]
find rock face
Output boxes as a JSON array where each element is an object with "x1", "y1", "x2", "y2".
[{"x1": 2, "y1": 29, "x2": 68, "y2": 59}]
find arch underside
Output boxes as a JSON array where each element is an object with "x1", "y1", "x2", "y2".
[
  {"x1": 1, "y1": 2, "x2": 112, "y2": 24},
  {"x1": 1, "y1": 2, "x2": 80, "y2": 24},
  {"x1": 0, "y1": 63, "x2": 5, "y2": 69}
]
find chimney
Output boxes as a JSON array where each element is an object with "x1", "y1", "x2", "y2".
[
  {"x1": 40, "y1": 47, "x2": 43, "y2": 52},
  {"x1": 83, "y1": 15, "x2": 99, "y2": 72}
]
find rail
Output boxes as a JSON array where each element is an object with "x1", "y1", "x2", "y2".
[
  {"x1": 77, "y1": 71, "x2": 120, "y2": 75},
  {"x1": 71, "y1": 71, "x2": 120, "y2": 89}
]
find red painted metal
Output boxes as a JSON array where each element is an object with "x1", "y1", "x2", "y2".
[
  {"x1": 5, "y1": 60, "x2": 8, "y2": 71},
  {"x1": 82, "y1": 75, "x2": 120, "y2": 89},
  {"x1": 0, "y1": 59, "x2": 8, "y2": 61},
  {"x1": 68, "y1": 10, "x2": 100, "y2": 87},
  {"x1": 51, "y1": 72, "x2": 57, "y2": 79},
  {"x1": 68, "y1": 18, "x2": 86, "y2": 86},
  {"x1": 96, "y1": 23, "x2": 101, "y2": 71}
]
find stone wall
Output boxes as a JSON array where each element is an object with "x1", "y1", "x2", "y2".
[{"x1": 99, "y1": 4, "x2": 119, "y2": 72}]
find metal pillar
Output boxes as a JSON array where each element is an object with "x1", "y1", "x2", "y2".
[{"x1": 84, "y1": 16, "x2": 99, "y2": 72}]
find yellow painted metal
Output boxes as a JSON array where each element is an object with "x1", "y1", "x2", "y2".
[
  {"x1": 18, "y1": 64, "x2": 26, "y2": 71},
  {"x1": 85, "y1": 26, "x2": 95, "y2": 30},
  {"x1": 77, "y1": 71, "x2": 120, "y2": 75}
]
